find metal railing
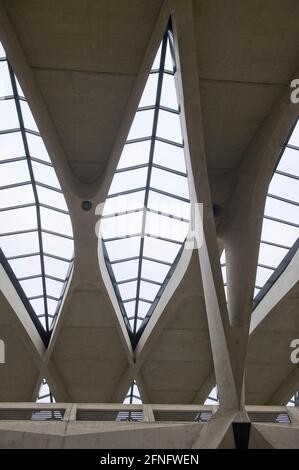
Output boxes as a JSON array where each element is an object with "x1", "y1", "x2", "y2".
[{"x1": 0, "y1": 403, "x2": 298, "y2": 424}]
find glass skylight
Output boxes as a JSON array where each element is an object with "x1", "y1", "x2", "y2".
[
  {"x1": 36, "y1": 378, "x2": 54, "y2": 403},
  {"x1": 204, "y1": 386, "x2": 219, "y2": 405},
  {"x1": 0, "y1": 42, "x2": 74, "y2": 333},
  {"x1": 100, "y1": 25, "x2": 191, "y2": 337},
  {"x1": 254, "y1": 119, "x2": 299, "y2": 299},
  {"x1": 220, "y1": 118, "x2": 299, "y2": 305},
  {"x1": 123, "y1": 381, "x2": 142, "y2": 405}
]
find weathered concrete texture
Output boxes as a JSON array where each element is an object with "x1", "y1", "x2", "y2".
[{"x1": 0, "y1": 421, "x2": 202, "y2": 449}]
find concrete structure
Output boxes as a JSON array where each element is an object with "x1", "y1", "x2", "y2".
[{"x1": 0, "y1": 0, "x2": 298, "y2": 448}]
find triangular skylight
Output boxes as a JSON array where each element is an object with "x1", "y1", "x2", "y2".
[
  {"x1": 100, "y1": 23, "x2": 190, "y2": 337},
  {"x1": 36, "y1": 378, "x2": 55, "y2": 403},
  {"x1": 123, "y1": 381, "x2": 142, "y2": 404},
  {"x1": 254, "y1": 119, "x2": 299, "y2": 299},
  {"x1": 0, "y1": 42, "x2": 74, "y2": 334},
  {"x1": 220, "y1": 118, "x2": 299, "y2": 306}
]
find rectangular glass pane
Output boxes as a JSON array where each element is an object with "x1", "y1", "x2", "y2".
[
  {"x1": 138, "y1": 73, "x2": 158, "y2": 107},
  {"x1": 124, "y1": 300, "x2": 136, "y2": 318},
  {"x1": 42, "y1": 232, "x2": 73, "y2": 259},
  {"x1": 137, "y1": 300, "x2": 150, "y2": 318},
  {"x1": 0, "y1": 61, "x2": 13, "y2": 96},
  {"x1": 140, "y1": 280, "x2": 160, "y2": 301},
  {"x1": 37, "y1": 186, "x2": 68, "y2": 211},
  {"x1": 20, "y1": 101, "x2": 39, "y2": 132},
  {"x1": 108, "y1": 167, "x2": 148, "y2": 195},
  {"x1": 141, "y1": 258, "x2": 169, "y2": 283},
  {"x1": 278, "y1": 147, "x2": 299, "y2": 177},
  {"x1": 29, "y1": 298, "x2": 44, "y2": 316},
  {"x1": 105, "y1": 236, "x2": 140, "y2": 261},
  {"x1": 261, "y1": 218, "x2": 298, "y2": 247},
  {"x1": 160, "y1": 73, "x2": 178, "y2": 110},
  {"x1": 156, "y1": 109, "x2": 182, "y2": 144},
  {"x1": 143, "y1": 235, "x2": 180, "y2": 263},
  {"x1": 127, "y1": 109, "x2": 154, "y2": 140},
  {"x1": 103, "y1": 190, "x2": 145, "y2": 216},
  {"x1": 46, "y1": 278, "x2": 64, "y2": 298},
  {"x1": 118, "y1": 280, "x2": 137, "y2": 300},
  {"x1": 40, "y1": 206, "x2": 73, "y2": 237},
  {"x1": 112, "y1": 259, "x2": 139, "y2": 282},
  {"x1": 117, "y1": 141, "x2": 150, "y2": 169},
  {"x1": 9, "y1": 255, "x2": 41, "y2": 278},
  {"x1": 20, "y1": 277, "x2": 43, "y2": 297},
  {"x1": 255, "y1": 266, "x2": 273, "y2": 287},
  {"x1": 265, "y1": 197, "x2": 299, "y2": 226},
  {"x1": 288, "y1": 121, "x2": 299, "y2": 147},
  {"x1": 44, "y1": 256, "x2": 70, "y2": 280},
  {"x1": 150, "y1": 167, "x2": 189, "y2": 199},
  {"x1": 0, "y1": 131, "x2": 24, "y2": 160},
  {"x1": 153, "y1": 140, "x2": 186, "y2": 173},
  {"x1": 47, "y1": 298, "x2": 59, "y2": 315},
  {"x1": 0, "y1": 184, "x2": 34, "y2": 208},
  {"x1": 145, "y1": 211, "x2": 189, "y2": 242},
  {"x1": 101, "y1": 211, "x2": 143, "y2": 239},
  {"x1": 269, "y1": 173, "x2": 299, "y2": 203},
  {"x1": 0, "y1": 99, "x2": 19, "y2": 130},
  {"x1": 0, "y1": 205, "x2": 37, "y2": 232},
  {"x1": 258, "y1": 242, "x2": 288, "y2": 267},
  {"x1": 32, "y1": 160, "x2": 60, "y2": 189},
  {"x1": 0, "y1": 231, "x2": 39, "y2": 257},
  {"x1": 0, "y1": 160, "x2": 30, "y2": 185},
  {"x1": 148, "y1": 190, "x2": 190, "y2": 219},
  {"x1": 26, "y1": 133, "x2": 50, "y2": 162}
]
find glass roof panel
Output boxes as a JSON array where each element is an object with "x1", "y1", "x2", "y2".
[
  {"x1": 0, "y1": 99, "x2": 19, "y2": 130},
  {"x1": 117, "y1": 141, "x2": 151, "y2": 169},
  {"x1": 0, "y1": 41, "x2": 74, "y2": 335},
  {"x1": 0, "y1": 61, "x2": 13, "y2": 96},
  {"x1": 100, "y1": 24, "x2": 190, "y2": 338},
  {"x1": 253, "y1": 118, "x2": 299, "y2": 302},
  {"x1": 153, "y1": 140, "x2": 186, "y2": 173},
  {"x1": 0, "y1": 131, "x2": 24, "y2": 160}
]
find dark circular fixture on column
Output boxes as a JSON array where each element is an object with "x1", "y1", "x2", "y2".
[{"x1": 81, "y1": 200, "x2": 92, "y2": 211}]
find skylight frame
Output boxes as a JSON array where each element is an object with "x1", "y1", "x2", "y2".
[
  {"x1": 0, "y1": 45, "x2": 74, "y2": 335},
  {"x1": 101, "y1": 22, "x2": 191, "y2": 343}
]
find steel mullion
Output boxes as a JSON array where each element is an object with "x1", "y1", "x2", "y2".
[
  {"x1": 8, "y1": 62, "x2": 50, "y2": 332},
  {"x1": 144, "y1": 232, "x2": 183, "y2": 245},
  {"x1": 140, "y1": 277, "x2": 162, "y2": 286},
  {"x1": 146, "y1": 207, "x2": 189, "y2": 223},
  {"x1": 0, "y1": 202, "x2": 36, "y2": 212},
  {"x1": 0, "y1": 181, "x2": 32, "y2": 191},
  {"x1": 18, "y1": 274, "x2": 42, "y2": 282},
  {"x1": 35, "y1": 181, "x2": 63, "y2": 193},
  {"x1": 39, "y1": 202, "x2": 69, "y2": 215},
  {"x1": 125, "y1": 136, "x2": 152, "y2": 145},
  {"x1": 155, "y1": 136, "x2": 183, "y2": 148},
  {"x1": 0, "y1": 228, "x2": 37, "y2": 237},
  {"x1": 107, "y1": 186, "x2": 146, "y2": 199},
  {"x1": 260, "y1": 239, "x2": 290, "y2": 250},
  {"x1": 267, "y1": 193, "x2": 299, "y2": 207},
  {"x1": 103, "y1": 233, "x2": 141, "y2": 243},
  {"x1": 275, "y1": 169, "x2": 299, "y2": 181},
  {"x1": 43, "y1": 252, "x2": 73, "y2": 263},
  {"x1": 0, "y1": 156, "x2": 27, "y2": 164},
  {"x1": 133, "y1": 32, "x2": 168, "y2": 335},
  {"x1": 41, "y1": 228, "x2": 73, "y2": 240},
  {"x1": 257, "y1": 263, "x2": 275, "y2": 270},
  {"x1": 151, "y1": 162, "x2": 187, "y2": 177},
  {"x1": 150, "y1": 186, "x2": 190, "y2": 203},
  {"x1": 263, "y1": 214, "x2": 299, "y2": 228},
  {"x1": 101, "y1": 207, "x2": 144, "y2": 220},
  {"x1": 115, "y1": 163, "x2": 148, "y2": 173},
  {"x1": 7, "y1": 252, "x2": 40, "y2": 261}
]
